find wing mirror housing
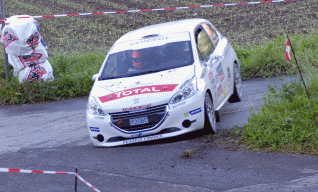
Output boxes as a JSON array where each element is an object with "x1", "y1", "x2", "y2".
[
  {"x1": 209, "y1": 54, "x2": 222, "y2": 61},
  {"x1": 92, "y1": 74, "x2": 99, "y2": 81},
  {"x1": 209, "y1": 54, "x2": 224, "y2": 67}
]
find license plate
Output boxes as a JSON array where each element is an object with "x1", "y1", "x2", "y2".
[{"x1": 129, "y1": 116, "x2": 149, "y2": 126}]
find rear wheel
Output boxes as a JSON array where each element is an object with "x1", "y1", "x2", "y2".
[
  {"x1": 228, "y1": 62, "x2": 243, "y2": 103},
  {"x1": 203, "y1": 92, "x2": 216, "y2": 134}
]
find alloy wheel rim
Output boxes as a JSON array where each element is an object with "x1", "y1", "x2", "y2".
[
  {"x1": 234, "y1": 64, "x2": 243, "y2": 99},
  {"x1": 205, "y1": 94, "x2": 216, "y2": 131}
]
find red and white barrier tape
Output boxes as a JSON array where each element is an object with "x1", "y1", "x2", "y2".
[
  {"x1": 0, "y1": 168, "x2": 101, "y2": 192},
  {"x1": 0, "y1": 0, "x2": 300, "y2": 22},
  {"x1": 75, "y1": 173, "x2": 101, "y2": 192},
  {"x1": 0, "y1": 168, "x2": 74, "y2": 175}
]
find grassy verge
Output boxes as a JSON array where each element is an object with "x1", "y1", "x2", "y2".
[
  {"x1": 236, "y1": 32, "x2": 318, "y2": 155},
  {"x1": 240, "y1": 73, "x2": 318, "y2": 155}
]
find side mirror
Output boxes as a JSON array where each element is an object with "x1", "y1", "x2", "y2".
[
  {"x1": 209, "y1": 54, "x2": 222, "y2": 61},
  {"x1": 92, "y1": 74, "x2": 99, "y2": 81}
]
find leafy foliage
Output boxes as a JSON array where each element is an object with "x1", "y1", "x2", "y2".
[{"x1": 241, "y1": 76, "x2": 318, "y2": 155}]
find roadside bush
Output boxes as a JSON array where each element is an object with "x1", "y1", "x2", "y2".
[{"x1": 241, "y1": 68, "x2": 318, "y2": 155}]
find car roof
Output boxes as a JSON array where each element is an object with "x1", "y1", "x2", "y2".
[{"x1": 114, "y1": 18, "x2": 210, "y2": 45}]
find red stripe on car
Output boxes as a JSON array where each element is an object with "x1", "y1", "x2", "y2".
[{"x1": 99, "y1": 84, "x2": 178, "y2": 103}]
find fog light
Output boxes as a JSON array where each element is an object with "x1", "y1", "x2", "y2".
[
  {"x1": 182, "y1": 120, "x2": 191, "y2": 128},
  {"x1": 97, "y1": 134, "x2": 104, "y2": 142}
]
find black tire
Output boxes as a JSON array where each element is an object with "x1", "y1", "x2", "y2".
[
  {"x1": 215, "y1": 110, "x2": 220, "y2": 122},
  {"x1": 203, "y1": 92, "x2": 216, "y2": 134},
  {"x1": 228, "y1": 62, "x2": 243, "y2": 103}
]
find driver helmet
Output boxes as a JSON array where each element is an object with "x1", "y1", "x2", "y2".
[{"x1": 132, "y1": 50, "x2": 143, "y2": 69}]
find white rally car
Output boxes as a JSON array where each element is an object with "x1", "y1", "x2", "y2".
[{"x1": 86, "y1": 18, "x2": 242, "y2": 147}]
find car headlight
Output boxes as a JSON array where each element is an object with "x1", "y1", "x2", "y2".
[
  {"x1": 170, "y1": 77, "x2": 197, "y2": 104},
  {"x1": 87, "y1": 96, "x2": 107, "y2": 116}
]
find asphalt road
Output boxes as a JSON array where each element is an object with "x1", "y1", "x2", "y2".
[{"x1": 0, "y1": 77, "x2": 318, "y2": 192}]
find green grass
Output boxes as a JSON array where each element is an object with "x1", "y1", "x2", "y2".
[
  {"x1": 240, "y1": 78, "x2": 318, "y2": 155},
  {"x1": 239, "y1": 60, "x2": 318, "y2": 155},
  {"x1": 236, "y1": 31, "x2": 318, "y2": 155}
]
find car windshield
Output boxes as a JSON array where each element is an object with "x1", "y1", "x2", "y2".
[{"x1": 100, "y1": 32, "x2": 194, "y2": 80}]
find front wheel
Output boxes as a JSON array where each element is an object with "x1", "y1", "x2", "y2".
[
  {"x1": 203, "y1": 92, "x2": 216, "y2": 134},
  {"x1": 228, "y1": 62, "x2": 243, "y2": 103}
]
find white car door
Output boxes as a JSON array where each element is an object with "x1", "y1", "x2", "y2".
[
  {"x1": 201, "y1": 23, "x2": 232, "y2": 107},
  {"x1": 195, "y1": 25, "x2": 225, "y2": 108}
]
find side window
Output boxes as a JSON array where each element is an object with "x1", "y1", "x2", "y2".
[
  {"x1": 196, "y1": 28, "x2": 214, "y2": 62},
  {"x1": 208, "y1": 26, "x2": 219, "y2": 47},
  {"x1": 201, "y1": 23, "x2": 219, "y2": 47}
]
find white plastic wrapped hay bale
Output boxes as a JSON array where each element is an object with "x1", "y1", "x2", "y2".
[{"x1": 1, "y1": 15, "x2": 54, "y2": 82}]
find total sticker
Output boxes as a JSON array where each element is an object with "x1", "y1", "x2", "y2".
[{"x1": 99, "y1": 84, "x2": 178, "y2": 103}]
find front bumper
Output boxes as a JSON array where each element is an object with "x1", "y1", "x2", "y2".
[{"x1": 86, "y1": 91, "x2": 205, "y2": 147}]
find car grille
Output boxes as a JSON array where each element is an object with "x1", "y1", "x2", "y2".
[{"x1": 110, "y1": 104, "x2": 167, "y2": 133}]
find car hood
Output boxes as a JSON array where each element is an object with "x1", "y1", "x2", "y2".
[{"x1": 91, "y1": 65, "x2": 195, "y2": 113}]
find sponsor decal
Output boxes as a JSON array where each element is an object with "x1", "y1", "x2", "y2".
[
  {"x1": 99, "y1": 84, "x2": 178, "y2": 103},
  {"x1": 217, "y1": 63, "x2": 223, "y2": 75},
  {"x1": 217, "y1": 64, "x2": 224, "y2": 82},
  {"x1": 217, "y1": 84, "x2": 222, "y2": 96},
  {"x1": 211, "y1": 77, "x2": 216, "y2": 84},
  {"x1": 123, "y1": 104, "x2": 151, "y2": 111},
  {"x1": 123, "y1": 134, "x2": 163, "y2": 144},
  {"x1": 172, "y1": 101, "x2": 186, "y2": 109},
  {"x1": 189, "y1": 107, "x2": 202, "y2": 115},
  {"x1": 90, "y1": 127, "x2": 100, "y2": 132},
  {"x1": 116, "y1": 120, "x2": 123, "y2": 125},
  {"x1": 130, "y1": 37, "x2": 169, "y2": 46},
  {"x1": 208, "y1": 71, "x2": 213, "y2": 79},
  {"x1": 222, "y1": 88, "x2": 227, "y2": 97},
  {"x1": 219, "y1": 71, "x2": 224, "y2": 82},
  {"x1": 130, "y1": 132, "x2": 143, "y2": 137}
]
